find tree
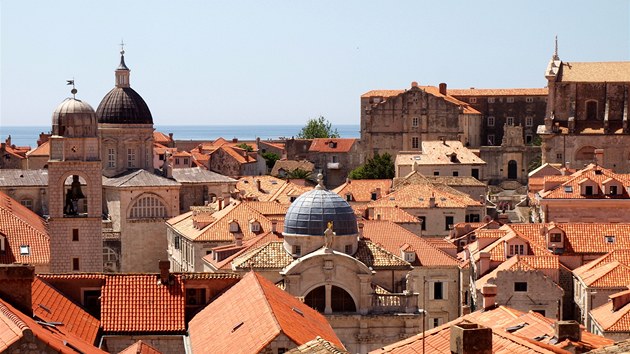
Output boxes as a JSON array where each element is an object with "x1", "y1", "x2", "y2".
[
  {"x1": 348, "y1": 152, "x2": 395, "y2": 180},
  {"x1": 235, "y1": 143, "x2": 253, "y2": 152},
  {"x1": 297, "y1": 116, "x2": 340, "y2": 139},
  {"x1": 262, "y1": 152, "x2": 280, "y2": 170},
  {"x1": 286, "y1": 168, "x2": 313, "y2": 181}
]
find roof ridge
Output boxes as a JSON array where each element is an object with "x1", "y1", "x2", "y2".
[
  {"x1": 0, "y1": 300, "x2": 29, "y2": 333},
  {"x1": 251, "y1": 272, "x2": 283, "y2": 348}
]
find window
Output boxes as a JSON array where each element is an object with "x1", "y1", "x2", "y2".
[
  {"x1": 605, "y1": 235, "x2": 615, "y2": 243},
  {"x1": 466, "y1": 214, "x2": 480, "y2": 222},
  {"x1": 507, "y1": 97, "x2": 514, "y2": 103},
  {"x1": 346, "y1": 194, "x2": 352, "y2": 202},
  {"x1": 183, "y1": 158, "x2": 189, "y2": 165},
  {"x1": 433, "y1": 171, "x2": 440, "y2": 176},
  {"x1": 331, "y1": 155, "x2": 338, "y2": 163},
  {"x1": 586, "y1": 100, "x2": 598, "y2": 120},
  {"x1": 127, "y1": 148, "x2": 136, "y2": 168},
  {"x1": 345, "y1": 244, "x2": 352, "y2": 254},
  {"x1": 487, "y1": 135, "x2": 495, "y2": 145},
  {"x1": 72, "y1": 258, "x2": 80, "y2": 271},
  {"x1": 445, "y1": 216, "x2": 454, "y2": 231},
  {"x1": 488, "y1": 98, "x2": 495, "y2": 103},
  {"x1": 278, "y1": 349, "x2": 288, "y2": 354},
  {"x1": 433, "y1": 318, "x2": 441, "y2": 328},
  {"x1": 0, "y1": 236, "x2": 4, "y2": 253},
  {"x1": 509, "y1": 244, "x2": 525, "y2": 256},
  {"x1": 506, "y1": 117, "x2": 515, "y2": 126},
  {"x1": 526, "y1": 135, "x2": 533, "y2": 144},
  {"x1": 610, "y1": 186, "x2": 618, "y2": 195},
  {"x1": 564, "y1": 186, "x2": 573, "y2": 193},
  {"x1": 532, "y1": 309, "x2": 546, "y2": 316},
  {"x1": 159, "y1": 154, "x2": 165, "y2": 161},
  {"x1": 186, "y1": 288, "x2": 206, "y2": 306},
  {"x1": 556, "y1": 153, "x2": 563, "y2": 160},
  {"x1": 585, "y1": 186, "x2": 594, "y2": 195},
  {"x1": 19, "y1": 245, "x2": 30, "y2": 256},
  {"x1": 525, "y1": 116, "x2": 533, "y2": 127},
  {"x1": 72, "y1": 229, "x2": 79, "y2": 242},
  {"x1": 418, "y1": 216, "x2": 426, "y2": 230},
  {"x1": 20, "y1": 199, "x2": 33, "y2": 211},
  {"x1": 550, "y1": 233, "x2": 562, "y2": 242},
  {"x1": 249, "y1": 221, "x2": 260, "y2": 232},
  {"x1": 487, "y1": 116, "x2": 495, "y2": 127},
  {"x1": 174, "y1": 235, "x2": 181, "y2": 250},
  {"x1": 108, "y1": 148, "x2": 116, "y2": 168},
  {"x1": 433, "y1": 282, "x2": 444, "y2": 299},
  {"x1": 411, "y1": 136, "x2": 419, "y2": 149},
  {"x1": 229, "y1": 221, "x2": 239, "y2": 233},
  {"x1": 514, "y1": 282, "x2": 528, "y2": 292},
  {"x1": 526, "y1": 97, "x2": 534, "y2": 103},
  {"x1": 130, "y1": 194, "x2": 166, "y2": 219},
  {"x1": 469, "y1": 98, "x2": 477, "y2": 103},
  {"x1": 175, "y1": 158, "x2": 180, "y2": 165},
  {"x1": 412, "y1": 117, "x2": 419, "y2": 127},
  {"x1": 371, "y1": 192, "x2": 377, "y2": 201},
  {"x1": 452, "y1": 171, "x2": 459, "y2": 177},
  {"x1": 293, "y1": 245, "x2": 301, "y2": 256},
  {"x1": 472, "y1": 169, "x2": 479, "y2": 179}
]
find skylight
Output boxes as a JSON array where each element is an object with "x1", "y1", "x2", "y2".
[
  {"x1": 19, "y1": 245, "x2": 30, "y2": 256},
  {"x1": 564, "y1": 186, "x2": 573, "y2": 193},
  {"x1": 605, "y1": 235, "x2": 616, "y2": 243}
]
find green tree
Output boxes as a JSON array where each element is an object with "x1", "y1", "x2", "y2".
[
  {"x1": 348, "y1": 152, "x2": 395, "y2": 179},
  {"x1": 297, "y1": 116, "x2": 340, "y2": 139},
  {"x1": 262, "y1": 152, "x2": 280, "y2": 170},
  {"x1": 286, "y1": 168, "x2": 313, "y2": 181},
  {"x1": 236, "y1": 143, "x2": 253, "y2": 152}
]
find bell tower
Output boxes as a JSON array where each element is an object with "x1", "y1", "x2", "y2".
[{"x1": 48, "y1": 84, "x2": 103, "y2": 272}]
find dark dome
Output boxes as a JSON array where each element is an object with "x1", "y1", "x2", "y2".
[
  {"x1": 283, "y1": 188, "x2": 358, "y2": 237},
  {"x1": 96, "y1": 87, "x2": 153, "y2": 124}
]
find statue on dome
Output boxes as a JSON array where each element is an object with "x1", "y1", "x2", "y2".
[{"x1": 324, "y1": 221, "x2": 334, "y2": 249}]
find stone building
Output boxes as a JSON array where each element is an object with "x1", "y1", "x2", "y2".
[
  {"x1": 361, "y1": 82, "x2": 482, "y2": 157},
  {"x1": 308, "y1": 138, "x2": 363, "y2": 188},
  {"x1": 448, "y1": 87, "x2": 548, "y2": 146},
  {"x1": 395, "y1": 140, "x2": 486, "y2": 180},
  {"x1": 539, "y1": 44, "x2": 630, "y2": 172}
]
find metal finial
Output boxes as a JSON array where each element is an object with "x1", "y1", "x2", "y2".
[
  {"x1": 66, "y1": 79, "x2": 77, "y2": 98},
  {"x1": 120, "y1": 39, "x2": 125, "y2": 55},
  {"x1": 316, "y1": 173, "x2": 325, "y2": 190}
]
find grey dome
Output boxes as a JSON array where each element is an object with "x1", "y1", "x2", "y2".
[
  {"x1": 283, "y1": 188, "x2": 358, "y2": 237},
  {"x1": 96, "y1": 87, "x2": 153, "y2": 124}
]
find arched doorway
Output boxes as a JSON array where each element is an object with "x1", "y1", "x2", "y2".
[
  {"x1": 304, "y1": 285, "x2": 357, "y2": 313},
  {"x1": 507, "y1": 160, "x2": 518, "y2": 180}
]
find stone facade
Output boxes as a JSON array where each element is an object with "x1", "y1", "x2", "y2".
[
  {"x1": 100, "y1": 123, "x2": 154, "y2": 177},
  {"x1": 361, "y1": 83, "x2": 482, "y2": 158}
]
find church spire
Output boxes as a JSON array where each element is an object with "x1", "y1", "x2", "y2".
[
  {"x1": 115, "y1": 40, "x2": 130, "y2": 88},
  {"x1": 552, "y1": 35, "x2": 559, "y2": 61}
]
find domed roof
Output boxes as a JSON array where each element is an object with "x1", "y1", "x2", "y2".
[
  {"x1": 96, "y1": 87, "x2": 153, "y2": 124},
  {"x1": 52, "y1": 98, "x2": 98, "y2": 137},
  {"x1": 283, "y1": 186, "x2": 358, "y2": 237}
]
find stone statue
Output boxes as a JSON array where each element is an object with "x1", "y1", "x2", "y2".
[
  {"x1": 405, "y1": 272, "x2": 414, "y2": 293},
  {"x1": 324, "y1": 221, "x2": 334, "y2": 249}
]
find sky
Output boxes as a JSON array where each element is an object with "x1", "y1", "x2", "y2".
[{"x1": 1, "y1": 1, "x2": 629, "y2": 127}]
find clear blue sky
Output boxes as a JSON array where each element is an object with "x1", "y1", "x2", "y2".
[{"x1": 1, "y1": 1, "x2": 629, "y2": 127}]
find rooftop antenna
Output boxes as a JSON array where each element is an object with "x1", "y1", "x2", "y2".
[{"x1": 66, "y1": 78, "x2": 77, "y2": 98}]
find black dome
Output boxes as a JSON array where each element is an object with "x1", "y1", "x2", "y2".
[
  {"x1": 283, "y1": 188, "x2": 358, "y2": 237},
  {"x1": 96, "y1": 87, "x2": 153, "y2": 124}
]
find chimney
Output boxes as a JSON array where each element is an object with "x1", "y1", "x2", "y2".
[
  {"x1": 611, "y1": 290, "x2": 630, "y2": 312},
  {"x1": 271, "y1": 220, "x2": 278, "y2": 233},
  {"x1": 217, "y1": 197, "x2": 224, "y2": 211},
  {"x1": 0, "y1": 265, "x2": 35, "y2": 316},
  {"x1": 429, "y1": 193, "x2": 436, "y2": 208},
  {"x1": 480, "y1": 284, "x2": 497, "y2": 311},
  {"x1": 256, "y1": 179, "x2": 262, "y2": 192},
  {"x1": 439, "y1": 82, "x2": 447, "y2": 96},
  {"x1": 358, "y1": 222, "x2": 364, "y2": 239},
  {"x1": 478, "y1": 251, "x2": 491, "y2": 277},
  {"x1": 555, "y1": 320, "x2": 581, "y2": 342},
  {"x1": 450, "y1": 322, "x2": 492, "y2": 354},
  {"x1": 411, "y1": 81, "x2": 419, "y2": 88},
  {"x1": 346, "y1": 178, "x2": 351, "y2": 184},
  {"x1": 232, "y1": 138, "x2": 238, "y2": 143},
  {"x1": 594, "y1": 149, "x2": 604, "y2": 166},
  {"x1": 158, "y1": 261, "x2": 170, "y2": 284}
]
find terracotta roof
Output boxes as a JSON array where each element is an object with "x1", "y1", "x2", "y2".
[
  {"x1": 119, "y1": 340, "x2": 163, "y2": 354},
  {"x1": 361, "y1": 220, "x2": 459, "y2": 266},
  {"x1": 0, "y1": 298, "x2": 106, "y2": 354},
  {"x1": 215, "y1": 145, "x2": 258, "y2": 164},
  {"x1": 26, "y1": 140, "x2": 50, "y2": 157},
  {"x1": 32, "y1": 278, "x2": 100, "y2": 344},
  {"x1": 367, "y1": 207, "x2": 419, "y2": 223},
  {"x1": 0, "y1": 190, "x2": 50, "y2": 266},
  {"x1": 153, "y1": 131, "x2": 172, "y2": 145},
  {"x1": 558, "y1": 61, "x2": 630, "y2": 82},
  {"x1": 244, "y1": 201, "x2": 289, "y2": 216},
  {"x1": 396, "y1": 141, "x2": 486, "y2": 166},
  {"x1": 590, "y1": 296, "x2": 630, "y2": 332},
  {"x1": 286, "y1": 336, "x2": 349, "y2": 354},
  {"x1": 204, "y1": 231, "x2": 284, "y2": 271},
  {"x1": 367, "y1": 183, "x2": 482, "y2": 209},
  {"x1": 100, "y1": 274, "x2": 185, "y2": 333},
  {"x1": 574, "y1": 249, "x2": 630, "y2": 285},
  {"x1": 268, "y1": 181, "x2": 313, "y2": 204},
  {"x1": 361, "y1": 89, "x2": 405, "y2": 98},
  {"x1": 355, "y1": 240, "x2": 411, "y2": 269},
  {"x1": 539, "y1": 164, "x2": 630, "y2": 199},
  {"x1": 232, "y1": 241, "x2": 293, "y2": 270},
  {"x1": 476, "y1": 255, "x2": 564, "y2": 289},
  {"x1": 362, "y1": 86, "x2": 480, "y2": 114},
  {"x1": 309, "y1": 138, "x2": 356, "y2": 153},
  {"x1": 447, "y1": 88, "x2": 548, "y2": 96},
  {"x1": 271, "y1": 160, "x2": 315, "y2": 176},
  {"x1": 189, "y1": 272, "x2": 343, "y2": 353},
  {"x1": 236, "y1": 175, "x2": 291, "y2": 201},
  {"x1": 333, "y1": 179, "x2": 393, "y2": 202}
]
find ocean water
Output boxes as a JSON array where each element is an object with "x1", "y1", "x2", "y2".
[{"x1": 0, "y1": 124, "x2": 361, "y2": 148}]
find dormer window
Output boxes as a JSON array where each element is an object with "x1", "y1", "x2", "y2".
[
  {"x1": 403, "y1": 251, "x2": 416, "y2": 263},
  {"x1": 564, "y1": 186, "x2": 573, "y2": 193},
  {"x1": 0, "y1": 235, "x2": 5, "y2": 253},
  {"x1": 605, "y1": 235, "x2": 615, "y2": 243},
  {"x1": 249, "y1": 219, "x2": 261, "y2": 232},
  {"x1": 610, "y1": 185, "x2": 618, "y2": 195},
  {"x1": 346, "y1": 193, "x2": 352, "y2": 202},
  {"x1": 229, "y1": 220, "x2": 239, "y2": 233},
  {"x1": 508, "y1": 244, "x2": 525, "y2": 256},
  {"x1": 328, "y1": 141, "x2": 337, "y2": 149},
  {"x1": 549, "y1": 233, "x2": 562, "y2": 242},
  {"x1": 585, "y1": 186, "x2": 593, "y2": 195}
]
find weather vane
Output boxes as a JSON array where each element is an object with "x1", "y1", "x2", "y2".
[{"x1": 66, "y1": 78, "x2": 77, "y2": 98}]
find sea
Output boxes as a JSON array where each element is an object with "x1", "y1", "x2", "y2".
[{"x1": 0, "y1": 124, "x2": 361, "y2": 148}]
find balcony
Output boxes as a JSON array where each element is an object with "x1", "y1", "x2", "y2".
[
  {"x1": 371, "y1": 292, "x2": 419, "y2": 314},
  {"x1": 327, "y1": 162, "x2": 342, "y2": 170}
]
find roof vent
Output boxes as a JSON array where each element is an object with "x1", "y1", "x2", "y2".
[
  {"x1": 232, "y1": 321, "x2": 244, "y2": 332},
  {"x1": 292, "y1": 307, "x2": 304, "y2": 316},
  {"x1": 505, "y1": 323, "x2": 528, "y2": 333}
]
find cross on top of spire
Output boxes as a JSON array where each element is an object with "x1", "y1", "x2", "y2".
[{"x1": 120, "y1": 39, "x2": 125, "y2": 55}]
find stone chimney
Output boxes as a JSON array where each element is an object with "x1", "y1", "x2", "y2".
[
  {"x1": 159, "y1": 261, "x2": 170, "y2": 284},
  {"x1": 480, "y1": 284, "x2": 497, "y2": 311},
  {"x1": 450, "y1": 322, "x2": 492, "y2": 354},
  {"x1": 256, "y1": 179, "x2": 262, "y2": 192},
  {"x1": 439, "y1": 82, "x2": 447, "y2": 96},
  {"x1": 0, "y1": 265, "x2": 35, "y2": 316},
  {"x1": 478, "y1": 251, "x2": 491, "y2": 277},
  {"x1": 611, "y1": 290, "x2": 630, "y2": 312},
  {"x1": 594, "y1": 149, "x2": 604, "y2": 166},
  {"x1": 358, "y1": 222, "x2": 364, "y2": 239},
  {"x1": 217, "y1": 197, "x2": 224, "y2": 211},
  {"x1": 271, "y1": 220, "x2": 278, "y2": 233},
  {"x1": 411, "y1": 81, "x2": 419, "y2": 88},
  {"x1": 429, "y1": 193, "x2": 436, "y2": 208},
  {"x1": 163, "y1": 151, "x2": 173, "y2": 179},
  {"x1": 555, "y1": 320, "x2": 581, "y2": 342}
]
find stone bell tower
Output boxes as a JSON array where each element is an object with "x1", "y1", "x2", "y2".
[{"x1": 48, "y1": 84, "x2": 103, "y2": 272}]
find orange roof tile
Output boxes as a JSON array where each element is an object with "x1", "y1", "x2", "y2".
[
  {"x1": 367, "y1": 183, "x2": 482, "y2": 209},
  {"x1": 333, "y1": 179, "x2": 392, "y2": 203},
  {"x1": 361, "y1": 220, "x2": 459, "y2": 266},
  {"x1": 26, "y1": 140, "x2": 50, "y2": 157},
  {"x1": 447, "y1": 88, "x2": 548, "y2": 96},
  {"x1": 0, "y1": 298, "x2": 106, "y2": 354},
  {"x1": 368, "y1": 207, "x2": 419, "y2": 223},
  {"x1": 539, "y1": 164, "x2": 630, "y2": 199},
  {"x1": 119, "y1": 340, "x2": 163, "y2": 354},
  {"x1": 236, "y1": 175, "x2": 288, "y2": 201},
  {"x1": 590, "y1": 298, "x2": 630, "y2": 332},
  {"x1": 189, "y1": 272, "x2": 343, "y2": 354},
  {"x1": 309, "y1": 138, "x2": 356, "y2": 153},
  {"x1": 101, "y1": 274, "x2": 185, "y2": 333},
  {"x1": 0, "y1": 191, "x2": 50, "y2": 266},
  {"x1": 153, "y1": 131, "x2": 172, "y2": 145},
  {"x1": 32, "y1": 278, "x2": 100, "y2": 344}
]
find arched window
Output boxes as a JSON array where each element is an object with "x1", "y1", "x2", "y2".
[
  {"x1": 304, "y1": 285, "x2": 356, "y2": 313},
  {"x1": 576, "y1": 146, "x2": 597, "y2": 161},
  {"x1": 130, "y1": 194, "x2": 166, "y2": 219}
]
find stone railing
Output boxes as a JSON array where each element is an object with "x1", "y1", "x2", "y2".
[{"x1": 371, "y1": 292, "x2": 419, "y2": 314}]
